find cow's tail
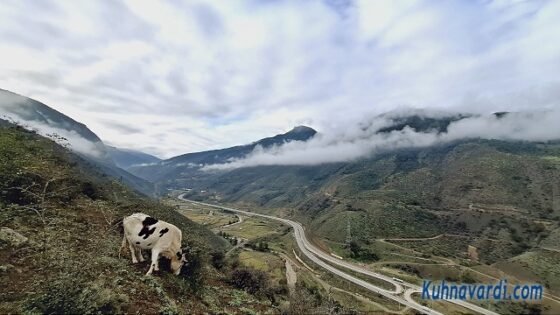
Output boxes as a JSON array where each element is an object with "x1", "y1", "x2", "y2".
[
  {"x1": 119, "y1": 232, "x2": 128, "y2": 259},
  {"x1": 113, "y1": 217, "x2": 126, "y2": 258}
]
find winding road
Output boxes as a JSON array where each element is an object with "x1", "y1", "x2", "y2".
[
  {"x1": 178, "y1": 194, "x2": 498, "y2": 315},
  {"x1": 222, "y1": 213, "x2": 243, "y2": 228}
]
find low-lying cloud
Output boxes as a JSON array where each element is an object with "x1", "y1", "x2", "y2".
[
  {"x1": 0, "y1": 92, "x2": 107, "y2": 159},
  {"x1": 203, "y1": 110, "x2": 560, "y2": 170},
  {"x1": 1, "y1": 114, "x2": 107, "y2": 159}
]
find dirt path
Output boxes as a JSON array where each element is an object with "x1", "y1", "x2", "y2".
[
  {"x1": 373, "y1": 261, "x2": 451, "y2": 267},
  {"x1": 292, "y1": 249, "x2": 316, "y2": 273},
  {"x1": 222, "y1": 214, "x2": 243, "y2": 228},
  {"x1": 541, "y1": 246, "x2": 560, "y2": 253},
  {"x1": 378, "y1": 239, "x2": 456, "y2": 264},
  {"x1": 463, "y1": 265, "x2": 560, "y2": 304},
  {"x1": 285, "y1": 259, "x2": 297, "y2": 295},
  {"x1": 384, "y1": 252, "x2": 442, "y2": 263},
  {"x1": 382, "y1": 234, "x2": 444, "y2": 242},
  {"x1": 225, "y1": 237, "x2": 247, "y2": 256}
]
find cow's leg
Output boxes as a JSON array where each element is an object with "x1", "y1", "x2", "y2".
[
  {"x1": 135, "y1": 247, "x2": 145, "y2": 262},
  {"x1": 154, "y1": 255, "x2": 159, "y2": 271},
  {"x1": 146, "y1": 249, "x2": 160, "y2": 276},
  {"x1": 128, "y1": 241, "x2": 139, "y2": 264}
]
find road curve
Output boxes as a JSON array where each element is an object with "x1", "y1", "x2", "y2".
[
  {"x1": 178, "y1": 195, "x2": 497, "y2": 315},
  {"x1": 222, "y1": 213, "x2": 243, "y2": 228}
]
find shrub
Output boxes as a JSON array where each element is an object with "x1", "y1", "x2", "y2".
[
  {"x1": 460, "y1": 271, "x2": 477, "y2": 284},
  {"x1": 348, "y1": 241, "x2": 379, "y2": 261},
  {"x1": 247, "y1": 240, "x2": 270, "y2": 252},
  {"x1": 27, "y1": 273, "x2": 129, "y2": 314},
  {"x1": 81, "y1": 181, "x2": 101, "y2": 200},
  {"x1": 210, "y1": 251, "x2": 226, "y2": 270},
  {"x1": 228, "y1": 267, "x2": 270, "y2": 295},
  {"x1": 179, "y1": 247, "x2": 206, "y2": 294},
  {"x1": 288, "y1": 284, "x2": 320, "y2": 314}
]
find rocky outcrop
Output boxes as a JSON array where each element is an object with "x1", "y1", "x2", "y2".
[{"x1": 0, "y1": 227, "x2": 28, "y2": 247}]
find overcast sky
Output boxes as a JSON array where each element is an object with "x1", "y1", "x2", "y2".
[{"x1": 0, "y1": 0, "x2": 559, "y2": 158}]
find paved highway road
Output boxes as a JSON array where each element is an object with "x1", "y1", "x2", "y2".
[{"x1": 178, "y1": 195, "x2": 498, "y2": 315}]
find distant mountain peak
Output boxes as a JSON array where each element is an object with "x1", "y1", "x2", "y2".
[
  {"x1": 376, "y1": 113, "x2": 468, "y2": 134},
  {"x1": 288, "y1": 125, "x2": 316, "y2": 134},
  {"x1": 254, "y1": 125, "x2": 316, "y2": 148},
  {"x1": 493, "y1": 111, "x2": 509, "y2": 118},
  {"x1": 129, "y1": 125, "x2": 318, "y2": 180}
]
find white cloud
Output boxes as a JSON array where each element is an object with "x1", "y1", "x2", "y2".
[
  {"x1": 204, "y1": 109, "x2": 560, "y2": 170},
  {"x1": 0, "y1": 0, "x2": 558, "y2": 158},
  {"x1": 0, "y1": 114, "x2": 106, "y2": 159}
]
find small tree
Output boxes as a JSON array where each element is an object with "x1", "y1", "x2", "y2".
[
  {"x1": 228, "y1": 267, "x2": 269, "y2": 295},
  {"x1": 210, "y1": 251, "x2": 225, "y2": 270}
]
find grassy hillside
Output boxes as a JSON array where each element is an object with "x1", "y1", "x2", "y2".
[
  {"x1": 180, "y1": 139, "x2": 559, "y2": 264},
  {"x1": 175, "y1": 136, "x2": 560, "y2": 312},
  {"x1": 0, "y1": 125, "x2": 298, "y2": 314},
  {"x1": 0, "y1": 89, "x2": 156, "y2": 197}
]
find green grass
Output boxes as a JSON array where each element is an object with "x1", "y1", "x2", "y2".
[
  {"x1": 494, "y1": 249, "x2": 560, "y2": 293},
  {"x1": 178, "y1": 210, "x2": 236, "y2": 229},
  {"x1": 0, "y1": 126, "x2": 285, "y2": 314},
  {"x1": 222, "y1": 217, "x2": 285, "y2": 240},
  {"x1": 542, "y1": 156, "x2": 560, "y2": 164},
  {"x1": 238, "y1": 251, "x2": 286, "y2": 285},
  {"x1": 540, "y1": 228, "x2": 560, "y2": 251}
]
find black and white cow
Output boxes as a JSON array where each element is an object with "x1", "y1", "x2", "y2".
[{"x1": 121, "y1": 213, "x2": 187, "y2": 276}]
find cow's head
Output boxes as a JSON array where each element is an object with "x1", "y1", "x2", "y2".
[{"x1": 171, "y1": 250, "x2": 188, "y2": 275}]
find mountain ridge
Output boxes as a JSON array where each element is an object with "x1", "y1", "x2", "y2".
[
  {"x1": 0, "y1": 89, "x2": 155, "y2": 196},
  {"x1": 0, "y1": 89, "x2": 109, "y2": 160},
  {"x1": 126, "y1": 111, "x2": 560, "y2": 276},
  {"x1": 128, "y1": 125, "x2": 317, "y2": 182},
  {"x1": 106, "y1": 145, "x2": 162, "y2": 170},
  {"x1": 168, "y1": 125, "x2": 317, "y2": 163}
]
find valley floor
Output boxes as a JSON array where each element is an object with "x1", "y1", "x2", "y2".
[{"x1": 167, "y1": 194, "x2": 560, "y2": 315}]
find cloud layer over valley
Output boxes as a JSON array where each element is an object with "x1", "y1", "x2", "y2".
[
  {"x1": 0, "y1": 91, "x2": 107, "y2": 158},
  {"x1": 203, "y1": 109, "x2": 560, "y2": 170}
]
